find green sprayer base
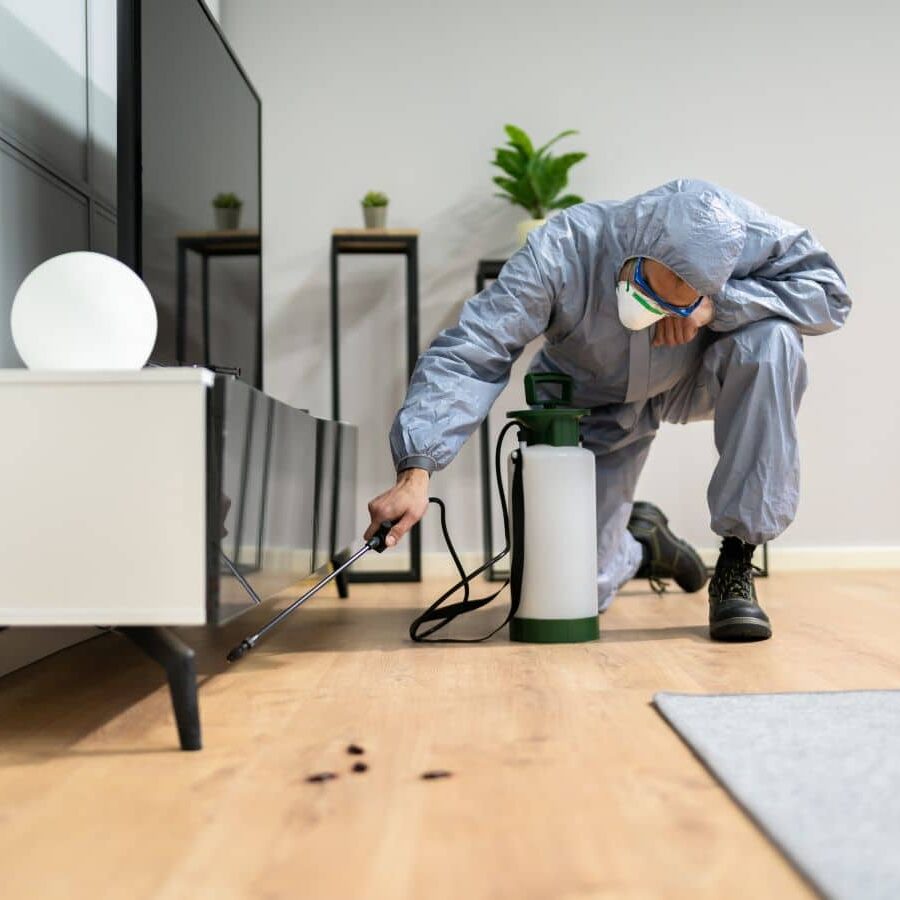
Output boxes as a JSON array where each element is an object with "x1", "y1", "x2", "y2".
[{"x1": 509, "y1": 615, "x2": 599, "y2": 643}]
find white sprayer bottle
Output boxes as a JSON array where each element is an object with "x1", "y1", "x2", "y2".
[{"x1": 506, "y1": 373, "x2": 598, "y2": 643}]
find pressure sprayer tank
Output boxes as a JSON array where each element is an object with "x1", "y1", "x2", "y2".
[{"x1": 506, "y1": 373, "x2": 598, "y2": 643}]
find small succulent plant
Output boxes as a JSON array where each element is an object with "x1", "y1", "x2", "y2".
[
  {"x1": 213, "y1": 192, "x2": 242, "y2": 209},
  {"x1": 362, "y1": 191, "x2": 389, "y2": 208}
]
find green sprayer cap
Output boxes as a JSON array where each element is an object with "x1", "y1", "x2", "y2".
[{"x1": 506, "y1": 373, "x2": 589, "y2": 446}]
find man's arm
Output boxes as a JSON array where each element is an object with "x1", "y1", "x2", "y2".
[
  {"x1": 365, "y1": 223, "x2": 566, "y2": 547},
  {"x1": 709, "y1": 224, "x2": 851, "y2": 335},
  {"x1": 389, "y1": 229, "x2": 560, "y2": 474}
]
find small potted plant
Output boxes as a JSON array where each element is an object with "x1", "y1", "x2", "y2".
[
  {"x1": 491, "y1": 125, "x2": 587, "y2": 245},
  {"x1": 213, "y1": 192, "x2": 243, "y2": 230},
  {"x1": 362, "y1": 191, "x2": 389, "y2": 229}
]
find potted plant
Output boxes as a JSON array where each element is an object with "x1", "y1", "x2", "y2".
[
  {"x1": 213, "y1": 192, "x2": 242, "y2": 230},
  {"x1": 491, "y1": 124, "x2": 587, "y2": 245},
  {"x1": 362, "y1": 191, "x2": 389, "y2": 229}
]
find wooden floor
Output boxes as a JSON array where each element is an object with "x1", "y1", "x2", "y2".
[{"x1": 2, "y1": 571, "x2": 899, "y2": 899}]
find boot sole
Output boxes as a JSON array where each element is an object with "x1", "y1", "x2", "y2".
[{"x1": 709, "y1": 616, "x2": 772, "y2": 642}]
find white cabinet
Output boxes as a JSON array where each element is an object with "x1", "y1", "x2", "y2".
[{"x1": 0, "y1": 368, "x2": 212, "y2": 625}]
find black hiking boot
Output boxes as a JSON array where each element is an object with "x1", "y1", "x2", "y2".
[
  {"x1": 708, "y1": 537, "x2": 772, "y2": 642},
  {"x1": 628, "y1": 502, "x2": 708, "y2": 594}
]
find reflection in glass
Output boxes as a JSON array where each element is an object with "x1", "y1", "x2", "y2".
[
  {"x1": 210, "y1": 378, "x2": 357, "y2": 625},
  {"x1": 139, "y1": 0, "x2": 261, "y2": 386}
]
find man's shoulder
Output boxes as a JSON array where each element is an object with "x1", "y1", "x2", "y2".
[{"x1": 539, "y1": 201, "x2": 614, "y2": 241}]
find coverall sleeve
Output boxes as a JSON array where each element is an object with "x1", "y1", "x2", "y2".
[
  {"x1": 389, "y1": 235, "x2": 557, "y2": 474},
  {"x1": 709, "y1": 225, "x2": 851, "y2": 336}
]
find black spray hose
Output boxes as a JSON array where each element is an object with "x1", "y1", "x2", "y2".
[
  {"x1": 408, "y1": 419, "x2": 522, "y2": 642},
  {"x1": 227, "y1": 420, "x2": 522, "y2": 661}
]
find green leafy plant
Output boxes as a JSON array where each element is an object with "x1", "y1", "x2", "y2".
[
  {"x1": 492, "y1": 125, "x2": 586, "y2": 219},
  {"x1": 362, "y1": 190, "x2": 389, "y2": 208},
  {"x1": 213, "y1": 192, "x2": 242, "y2": 209}
]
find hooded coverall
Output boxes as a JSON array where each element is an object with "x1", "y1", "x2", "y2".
[{"x1": 389, "y1": 180, "x2": 851, "y2": 609}]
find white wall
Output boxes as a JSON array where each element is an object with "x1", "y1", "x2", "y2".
[{"x1": 221, "y1": 0, "x2": 900, "y2": 564}]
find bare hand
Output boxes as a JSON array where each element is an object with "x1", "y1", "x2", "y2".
[
  {"x1": 365, "y1": 468, "x2": 430, "y2": 548},
  {"x1": 652, "y1": 296, "x2": 715, "y2": 347}
]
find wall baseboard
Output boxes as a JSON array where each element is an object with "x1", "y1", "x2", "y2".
[
  {"x1": 734, "y1": 546, "x2": 900, "y2": 572},
  {"x1": 350, "y1": 546, "x2": 900, "y2": 577}
]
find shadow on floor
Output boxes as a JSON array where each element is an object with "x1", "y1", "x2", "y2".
[
  {"x1": 599, "y1": 625, "x2": 709, "y2": 644},
  {"x1": 202, "y1": 603, "x2": 446, "y2": 663},
  {"x1": 0, "y1": 604, "x2": 444, "y2": 758},
  {"x1": 0, "y1": 631, "x2": 183, "y2": 759}
]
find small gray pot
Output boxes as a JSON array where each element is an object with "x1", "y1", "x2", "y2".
[
  {"x1": 214, "y1": 206, "x2": 242, "y2": 231},
  {"x1": 363, "y1": 205, "x2": 388, "y2": 229}
]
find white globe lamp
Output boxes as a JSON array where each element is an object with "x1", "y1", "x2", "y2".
[{"x1": 10, "y1": 251, "x2": 158, "y2": 370}]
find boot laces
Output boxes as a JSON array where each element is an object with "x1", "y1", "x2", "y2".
[
  {"x1": 712, "y1": 554, "x2": 754, "y2": 602},
  {"x1": 649, "y1": 575, "x2": 669, "y2": 596}
]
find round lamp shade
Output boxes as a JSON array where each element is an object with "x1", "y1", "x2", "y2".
[{"x1": 11, "y1": 251, "x2": 158, "y2": 370}]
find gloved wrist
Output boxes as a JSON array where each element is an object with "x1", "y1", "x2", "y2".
[{"x1": 395, "y1": 453, "x2": 437, "y2": 475}]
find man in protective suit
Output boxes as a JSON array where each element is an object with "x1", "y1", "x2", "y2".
[{"x1": 365, "y1": 179, "x2": 851, "y2": 641}]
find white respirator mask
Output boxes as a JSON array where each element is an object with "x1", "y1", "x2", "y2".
[
  {"x1": 616, "y1": 279, "x2": 666, "y2": 331},
  {"x1": 616, "y1": 257, "x2": 703, "y2": 331}
]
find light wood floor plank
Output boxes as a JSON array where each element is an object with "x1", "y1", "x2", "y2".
[{"x1": 2, "y1": 571, "x2": 898, "y2": 898}]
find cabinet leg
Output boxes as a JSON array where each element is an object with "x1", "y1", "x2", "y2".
[
  {"x1": 332, "y1": 551, "x2": 350, "y2": 599},
  {"x1": 118, "y1": 626, "x2": 202, "y2": 751}
]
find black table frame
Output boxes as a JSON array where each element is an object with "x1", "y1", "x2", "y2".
[
  {"x1": 330, "y1": 231, "x2": 421, "y2": 583},
  {"x1": 475, "y1": 259, "x2": 770, "y2": 582},
  {"x1": 176, "y1": 231, "x2": 262, "y2": 386}
]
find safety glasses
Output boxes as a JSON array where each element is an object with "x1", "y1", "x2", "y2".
[{"x1": 633, "y1": 257, "x2": 702, "y2": 318}]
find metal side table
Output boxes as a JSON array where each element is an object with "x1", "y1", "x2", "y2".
[
  {"x1": 176, "y1": 229, "x2": 262, "y2": 386},
  {"x1": 330, "y1": 229, "x2": 421, "y2": 583}
]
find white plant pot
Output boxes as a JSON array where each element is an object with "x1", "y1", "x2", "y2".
[
  {"x1": 363, "y1": 205, "x2": 388, "y2": 229},
  {"x1": 214, "y1": 207, "x2": 241, "y2": 231},
  {"x1": 517, "y1": 217, "x2": 546, "y2": 247}
]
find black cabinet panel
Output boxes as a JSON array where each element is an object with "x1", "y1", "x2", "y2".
[{"x1": 93, "y1": 204, "x2": 117, "y2": 256}]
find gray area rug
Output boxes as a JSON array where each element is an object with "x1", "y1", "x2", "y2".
[{"x1": 654, "y1": 690, "x2": 900, "y2": 900}]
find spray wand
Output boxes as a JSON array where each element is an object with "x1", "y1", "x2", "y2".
[{"x1": 226, "y1": 520, "x2": 395, "y2": 662}]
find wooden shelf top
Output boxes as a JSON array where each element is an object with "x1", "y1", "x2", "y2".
[
  {"x1": 176, "y1": 229, "x2": 260, "y2": 240},
  {"x1": 332, "y1": 228, "x2": 419, "y2": 237}
]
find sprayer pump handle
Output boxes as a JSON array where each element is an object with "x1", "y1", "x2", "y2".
[
  {"x1": 524, "y1": 372, "x2": 574, "y2": 408},
  {"x1": 368, "y1": 520, "x2": 395, "y2": 553}
]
